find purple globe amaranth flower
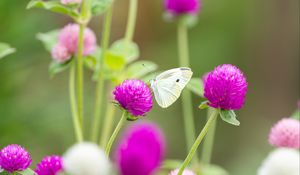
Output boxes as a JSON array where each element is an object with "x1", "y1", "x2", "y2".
[
  {"x1": 268, "y1": 118, "x2": 300, "y2": 149},
  {"x1": 58, "y1": 23, "x2": 97, "y2": 56},
  {"x1": 113, "y1": 79, "x2": 153, "y2": 116},
  {"x1": 115, "y1": 122, "x2": 166, "y2": 175},
  {"x1": 35, "y1": 155, "x2": 63, "y2": 175},
  {"x1": 0, "y1": 144, "x2": 32, "y2": 173},
  {"x1": 165, "y1": 0, "x2": 200, "y2": 16},
  {"x1": 204, "y1": 64, "x2": 248, "y2": 110}
]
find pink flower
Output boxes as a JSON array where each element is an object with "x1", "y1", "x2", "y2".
[
  {"x1": 58, "y1": 23, "x2": 97, "y2": 56},
  {"x1": 61, "y1": 0, "x2": 81, "y2": 5},
  {"x1": 268, "y1": 118, "x2": 300, "y2": 149},
  {"x1": 51, "y1": 43, "x2": 71, "y2": 63}
]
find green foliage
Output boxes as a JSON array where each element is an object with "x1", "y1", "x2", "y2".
[
  {"x1": 0, "y1": 42, "x2": 16, "y2": 59},
  {"x1": 0, "y1": 168, "x2": 36, "y2": 175},
  {"x1": 291, "y1": 110, "x2": 300, "y2": 120},
  {"x1": 199, "y1": 101, "x2": 209, "y2": 110},
  {"x1": 49, "y1": 59, "x2": 73, "y2": 77},
  {"x1": 126, "y1": 61, "x2": 158, "y2": 79},
  {"x1": 110, "y1": 39, "x2": 139, "y2": 63},
  {"x1": 27, "y1": 0, "x2": 79, "y2": 20},
  {"x1": 187, "y1": 78, "x2": 204, "y2": 97},
  {"x1": 91, "y1": 0, "x2": 113, "y2": 16},
  {"x1": 104, "y1": 51, "x2": 126, "y2": 71},
  {"x1": 201, "y1": 164, "x2": 229, "y2": 175},
  {"x1": 219, "y1": 110, "x2": 240, "y2": 126},
  {"x1": 36, "y1": 30, "x2": 59, "y2": 52}
]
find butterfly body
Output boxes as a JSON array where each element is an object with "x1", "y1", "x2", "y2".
[{"x1": 151, "y1": 67, "x2": 193, "y2": 108}]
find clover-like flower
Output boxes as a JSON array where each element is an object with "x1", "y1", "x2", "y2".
[
  {"x1": 51, "y1": 43, "x2": 71, "y2": 63},
  {"x1": 35, "y1": 155, "x2": 63, "y2": 175},
  {"x1": 113, "y1": 79, "x2": 153, "y2": 116},
  {"x1": 115, "y1": 122, "x2": 166, "y2": 175},
  {"x1": 0, "y1": 144, "x2": 32, "y2": 173},
  {"x1": 165, "y1": 0, "x2": 200, "y2": 16},
  {"x1": 204, "y1": 64, "x2": 248, "y2": 110},
  {"x1": 268, "y1": 118, "x2": 300, "y2": 149}
]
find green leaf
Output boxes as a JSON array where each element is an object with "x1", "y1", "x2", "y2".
[
  {"x1": 186, "y1": 78, "x2": 204, "y2": 97},
  {"x1": 36, "y1": 30, "x2": 59, "y2": 52},
  {"x1": 27, "y1": 0, "x2": 79, "y2": 20},
  {"x1": 0, "y1": 42, "x2": 16, "y2": 59},
  {"x1": 219, "y1": 110, "x2": 240, "y2": 126},
  {"x1": 199, "y1": 101, "x2": 209, "y2": 110},
  {"x1": 291, "y1": 110, "x2": 300, "y2": 120},
  {"x1": 0, "y1": 170, "x2": 9, "y2": 175},
  {"x1": 49, "y1": 59, "x2": 73, "y2": 77},
  {"x1": 201, "y1": 164, "x2": 229, "y2": 175},
  {"x1": 85, "y1": 47, "x2": 101, "y2": 71},
  {"x1": 127, "y1": 114, "x2": 139, "y2": 121},
  {"x1": 91, "y1": 0, "x2": 113, "y2": 16},
  {"x1": 16, "y1": 168, "x2": 36, "y2": 175},
  {"x1": 126, "y1": 60, "x2": 158, "y2": 79},
  {"x1": 104, "y1": 51, "x2": 126, "y2": 71},
  {"x1": 161, "y1": 159, "x2": 183, "y2": 170},
  {"x1": 110, "y1": 39, "x2": 139, "y2": 63}
]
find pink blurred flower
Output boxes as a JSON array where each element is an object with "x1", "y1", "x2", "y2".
[
  {"x1": 58, "y1": 23, "x2": 97, "y2": 56},
  {"x1": 269, "y1": 118, "x2": 300, "y2": 149},
  {"x1": 169, "y1": 169, "x2": 196, "y2": 175},
  {"x1": 61, "y1": 0, "x2": 81, "y2": 5},
  {"x1": 165, "y1": 0, "x2": 200, "y2": 16},
  {"x1": 51, "y1": 43, "x2": 71, "y2": 63}
]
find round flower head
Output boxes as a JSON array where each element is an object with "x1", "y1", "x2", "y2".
[
  {"x1": 35, "y1": 155, "x2": 63, "y2": 175},
  {"x1": 204, "y1": 64, "x2": 248, "y2": 110},
  {"x1": 268, "y1": 118, "x2": 300, "y2": 149},
  {"x1": 0, "y1": 144, "x2": 32, "y2": 173},
  {"x1": 63, "y1": 142, "x2": 110, "y2": 175},
  {"x1": 113, "y1": 79, "x2": 153, "y2": 116},
  {"x1": 58, "y1": 23, "x2": 97, "y2": 56},
  {"x1": 51, "y1": 43, "x2": 71, "y2": 63},
  {"x1": 61, "y1": 0, "x2": 81, "y2": 5},
  {"x1": 115, "y1": 122, "x2": 166, "y2": 175},
  {"x1": 258, "y1": 148, "x2": 299, "y2": 175},
  {"x1": 165, "y1": 0, "x2": 200, "y2": 16},
  {"x1": 169, "y1": 169, "x2": 196, "y2": 175}
]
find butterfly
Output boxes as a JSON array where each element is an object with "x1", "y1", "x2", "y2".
[{"x1": 150, "y1": 67, "x2": 193, "y2": 108}]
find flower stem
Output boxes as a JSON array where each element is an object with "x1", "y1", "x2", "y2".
[
  {"x1": 105, "y1": 110, "x2": 128, "y2": 157},
  {"x1": 125, "y1": 0, "x2": 138, "y2": 44},
  {"x1": 69, "y1": 63, "x2": 83, "y2": 142},
  {"x1": 177, "y1": 17, "x2": 197, "y2": 160},
  {"x1": 91, "y1": 7, "x2": 114, "y2": 142},
  {"x1": 201, "y1": 108, "x2": 218, "y2": 164},
  {"x1": 177, "y1": 109, "x2": 219, "y2": 175},
  {"x1": 100, "y1": 99, "x2": 116, "y2": 146}
]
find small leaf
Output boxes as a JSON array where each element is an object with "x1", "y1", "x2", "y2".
[
  {"x1": 127, "y1": 114, "x2": 139, "y2": 121},
  {"x1": 219, "y1": 110, "x2": 240, "y2": 126},
  {"x1": 186, "y1": 78, "x2": 204, "y2": 97},
  {"x1": 49, "y1": 59, "x2": 73, "y2": 77},
  {"x1": 291, "y1": 110, "x2": 300, "y2": 120},
  {"x1": 126, "y1": 60, "x2": 158, "y2": 79},
  {"x1": 161, "y1": 159, "x2": 183, "y2": 170},
  {"x1": 27, "y1": 0, "x2": 79, "y2": 20},
  {"x1": 91, "y1": 0, "x2": 113, "y2": 16},
  {"x1": 141, "y1": 72, "x2": 160, "y2": 83},
  {"x1": 84, "y1": 56, "x2": 97, "y2": 70},
  {"x1": 0, "y1": 42, "x2": 16, "y2": 59},
  {"x1": 104, "y1": 51, "x2": 126, "y2": 71},
  {"x1": 36, "y1": 30, "x2": 59, "y2": 52},
  {"x1": 16, "y1": 168, "x2": 36, "y2": 175},
  {"x1": 110, "y1": 39, "x2": 139, "y2": 63},
  {"x1": 201, "y1": 164, "x2": 229, "y2": 175},
  {"x1": 199, "y1": 101, "x2": 209, "y2": 110}
]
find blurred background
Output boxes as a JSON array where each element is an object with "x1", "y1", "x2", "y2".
[{"x1": 0, "y1": 0, "x2": 299, "y2": 174}]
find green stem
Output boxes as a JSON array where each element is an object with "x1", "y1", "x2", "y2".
[
  {"x1": 178, "y1": 109, "x2": 219, "y2": 175},
  {"x1": 100, "y1": 100, "x2": 116, "y2": 146},
  {"x1": 69, "y1": 63, "x2": 83, "y2": 142},
  {"x1": 105, "y1": 110, "x2": 128, "y2": 157},
  {"x1": 91, "y1": 7, "x2": 114, "y2": 142},
  {"x1": 125, "y1": 0, "x2": 138, "y2": 43},
  {"x1": 201, "y1": 108, "x2": 218, "y2": 164},
  {"x1": 177, "y1": 17, "x2": 197, "y2": 160}
]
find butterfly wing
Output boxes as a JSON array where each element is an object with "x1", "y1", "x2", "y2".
[{"x1": 152, "y1": 67, "x2": 193, "y2": 108}]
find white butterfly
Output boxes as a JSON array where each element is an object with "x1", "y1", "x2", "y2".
[{"x1": 150, "y1": 67, "x2": 193, "y2": 108}]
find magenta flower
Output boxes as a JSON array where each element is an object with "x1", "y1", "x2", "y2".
[
  {"x1": 169, "y1": 169, "x2": 196, "y2": 175},
  {"x1": 61, "y1": 0, "x2": 81, "y2": 5},
  {"x1": 58, "y1": 23, "x2": 96, "y2": 56},
  {"x1": 204, "y1": 64, "x2": 248, "y2": 110},
  {"x1": 113, "y1": 79, "x2": 153, "y2": 116},
  {"x1": 51, "y1": 43, "x2": 71, "y2": 63},
  {"x1": 165, "y1": 0, "x2": 200, "y2": 16},
  {"x1": 0, "y1": 144, "x2": 32, "y2": 173},
  {"x1": 35, "y1": 155, "x2": 63, "y2": 175},
  {"x1": 115, "y1": 122, "x2": 166, "y2": 175},
  {"x1": 268, "y1": 118, "x2": 300, "y2": 149}
]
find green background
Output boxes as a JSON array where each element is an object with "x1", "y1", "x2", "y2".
[{"x1": 0, "y1": 0, "x2": 299, "y2": 174}]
